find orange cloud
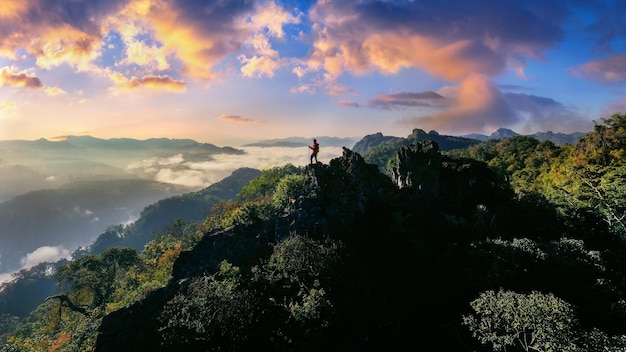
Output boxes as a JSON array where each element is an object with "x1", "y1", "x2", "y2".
[
  {"x1": 571, "y1": 54, "x2": 626, "y2": 84},
  {"x1": 144, "y1": 1, "x2": 252, "y2": 81},
  {"x1": 301, "y1": 1, "x2": 561, "y2": 92},
  {"x1": 0, "y1": 0, "x2": 28, "y2": 18},
  {"x1": 0, "y1": 0, "x2": 108, "y2": 70},
  {"x1": 0, "y1": 0, "x2": 303, "y2": 89},
  {"x1": 32, "y1": 24, "x2": 102, "y2": 71},
  {"x1": 0, "y1": 67, "x2": 43, "y2": 88},
  {"x1": 219, "y1": 114, "x2": 259, "y2": 123},
  {"x1": 400, "y1": 74, "x2": 517, "y2": 134}
]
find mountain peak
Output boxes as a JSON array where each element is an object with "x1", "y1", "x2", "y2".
[{"x1": 489, "y1": 128, "x2": 519, "y2": 139}]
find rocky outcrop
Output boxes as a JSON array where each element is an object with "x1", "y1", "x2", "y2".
[{"x1": 389, "y1": 141, "x2": 512, "y2": 215}]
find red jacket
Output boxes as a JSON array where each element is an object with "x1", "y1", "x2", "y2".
[{"x1": 311, "y1": 142, "x2": 319, "y2": 154}]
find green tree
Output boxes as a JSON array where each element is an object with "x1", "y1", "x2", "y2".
[
  {"x1": 56, "y1": 247, "x2": 138, "y2": 311},
  {"x1": 238, "y1": 164, "x2": 304, "y2": 201},
  {"x1": 463, "y1": 289, "x2": 578, "y2": 352},
  {"x1": 273, "y1": 174, "x2": 307, "y2": 211}
]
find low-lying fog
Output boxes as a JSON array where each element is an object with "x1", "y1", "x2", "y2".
[{"x1": 0, "y1": 145, "x2": 346, "y2": 284}]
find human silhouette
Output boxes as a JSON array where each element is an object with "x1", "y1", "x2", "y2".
[{"x1": 309, "y1": 138, "x2": 319, "y2": 164}]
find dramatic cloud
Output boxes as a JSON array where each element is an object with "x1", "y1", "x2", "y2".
[
  {"x1": 402, "y1": 74, "x2": 592, "y2": 134},
  {"x1": 0, "y1": 0, "x2": 126, "y2": 69},
  {"x1": 367, "y1": 91, "x2": 444, "y2": 110},
  {"x1": 0, "y1": 67, "x2": 43, "y2": 89},
  {"x1": 301, "y1": 0, "x2": 564, "y2": 89},
  {"x1": 571, "y1": 54, "x2": 626, "y2": 84},
  {"x1": 219, "y1": 114, "x2": 259, "y2": 123},
  {"x1": 401, "y1": 74, "x2": 518, "y2": 134},
  {"x1": 0, "y1": 0, "x2": 299, "y2": 92}
]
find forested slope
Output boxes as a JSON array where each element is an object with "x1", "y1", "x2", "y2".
[{"x1": 3, "y1": 114, "x2": 626, "y2": 351}]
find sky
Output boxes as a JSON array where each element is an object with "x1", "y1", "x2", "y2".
[{"x1": 1, "y1": 0, "x2": 626, "y2": 146}]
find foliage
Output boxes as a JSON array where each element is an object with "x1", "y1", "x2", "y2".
[
  {"x1": 238, "y1": 164, "x2": 304, "y2": 201},
  {"x1": 160, "y1": 261, "x2": 257, "y2": 350},
  {"x1": 463, "y1": 289, "x2": 578, "y2": 352},
  {"x1": 56, "y1": 247, "x2": 138, "y2": 311},
  {"x1": 363, "y1": 128, "x2": 480, "y2": 170},
  {"x1": 158, "y1": 235, "x2": 341, "y2": 351},
  {"x1": 272, "y1": 174, "x2": 307, "y2": 211}
]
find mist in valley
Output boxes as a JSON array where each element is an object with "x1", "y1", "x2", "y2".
[{"x1": 0, "y1": 137, "x2": 346, "y2": 284}]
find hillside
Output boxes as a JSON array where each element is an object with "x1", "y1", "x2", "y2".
[
  {"x1": 0, "y1": 179, "x2": 193, "y2": 275},
  {"x1": 0, "y1": 168, "x2": 261, "y2": 318},
  {"x1": 3, "y1": 114, "x2": 626, "y2": 351},
  {"x1": 98, "y1": 125, "x2": 626, "y2": 350},
  {"x1": 88, "y1": 167, "x2": 262, "y2": 254},
  {"x1": 354, "y1": 128, "x2": 585, "y2": 157}
]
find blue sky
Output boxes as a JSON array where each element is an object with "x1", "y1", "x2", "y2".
[{"x1": 1, "y1": 0, "x2": 625, "y2": 146}]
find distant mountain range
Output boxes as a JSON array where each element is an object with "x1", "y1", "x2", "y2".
[
  {"x1": 244, "y1": 128, "x2": 586, "y2": 155},
  {"x1": 0, "y1": 135, "x2": 244, "y2": 201},
  {"x1": 461, "y1": 128, "x2": 585, "y2": 145},
  {"x1": 242, "y1": 136, "x2": 361, "y2": 148},
  {"x1": 0, "y1": 135, "x2": 249, "y2": 282},
  {"x1": 0, "y1": 135, "x2": 242, "y2": 153}
]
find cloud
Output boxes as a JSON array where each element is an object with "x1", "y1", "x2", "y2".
[
  {"x1": 114, "y1": 74, "x2": 187, "y2": 92},
  {"x1": 0, "y1": 67, "x2": 43, "y2": 88},
  {"x1": 0, "y1": 0, "x2": 126, "y2": 69},
  {"x1": 208, "y1": 146, "x2": 345, "y2": 175},
  {"x1": 338, "y1": 99, "x2": 359, "y2": 108},
  {"x1": 504, "y1": 92, "x2": 592, "y2": 133},
  {"x1": 244, "y1": 1, "x2": 302, "y2": 39},
  {"x1": 0, "y1": 0, "x2": 300, "y2": 90},
  {"x1": 240, "y1": 53, "x2": 281, "y2": 78},
  {"x1": 45, "y1": 86, "x2": 68, "y2": 96},
  {"x1": 219, "y1": 114, "x2": 260, "y2": 123},
  {"x1": 300, "y1": 0, "x2": 564, "y2": 90},
  {"x1": 400, "y1": 74, "x2": 591, "y2": 135},
  {"x1": 154, "y1": 168, "x2": 208, "y2": 188},
  {"x1": 136, "y1": 1, "x2": 253, "y2": 81},
  {"x1": 570, "y1": 54, "x2": 626, "y2": 84},
  {"x1": 400, "y1": 74, "x2": 518, "y2": 134},
  {"x1": 19, "y1": 245, "x2": 71, "y2": 269},
  {"x1": 124, "y1": 146, "x2": 344, "y2": 188},
  {"x1": 126, "y1": 154, "x2": 185, "y2": 170},
  {"x1": 367, "y1": 91, "x2": 444, "y2": 110},
  {"x1": 237, "y1": 2, "x2": 301, "y2": 78}
]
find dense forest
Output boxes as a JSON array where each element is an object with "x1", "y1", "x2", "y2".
[{"x1": 2, "y1": 114, "x2": 626, "y2": 351}]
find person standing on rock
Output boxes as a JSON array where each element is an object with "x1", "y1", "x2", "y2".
[{"x1": 309, "y1": 138, "x2": 319, "y2": 164}]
